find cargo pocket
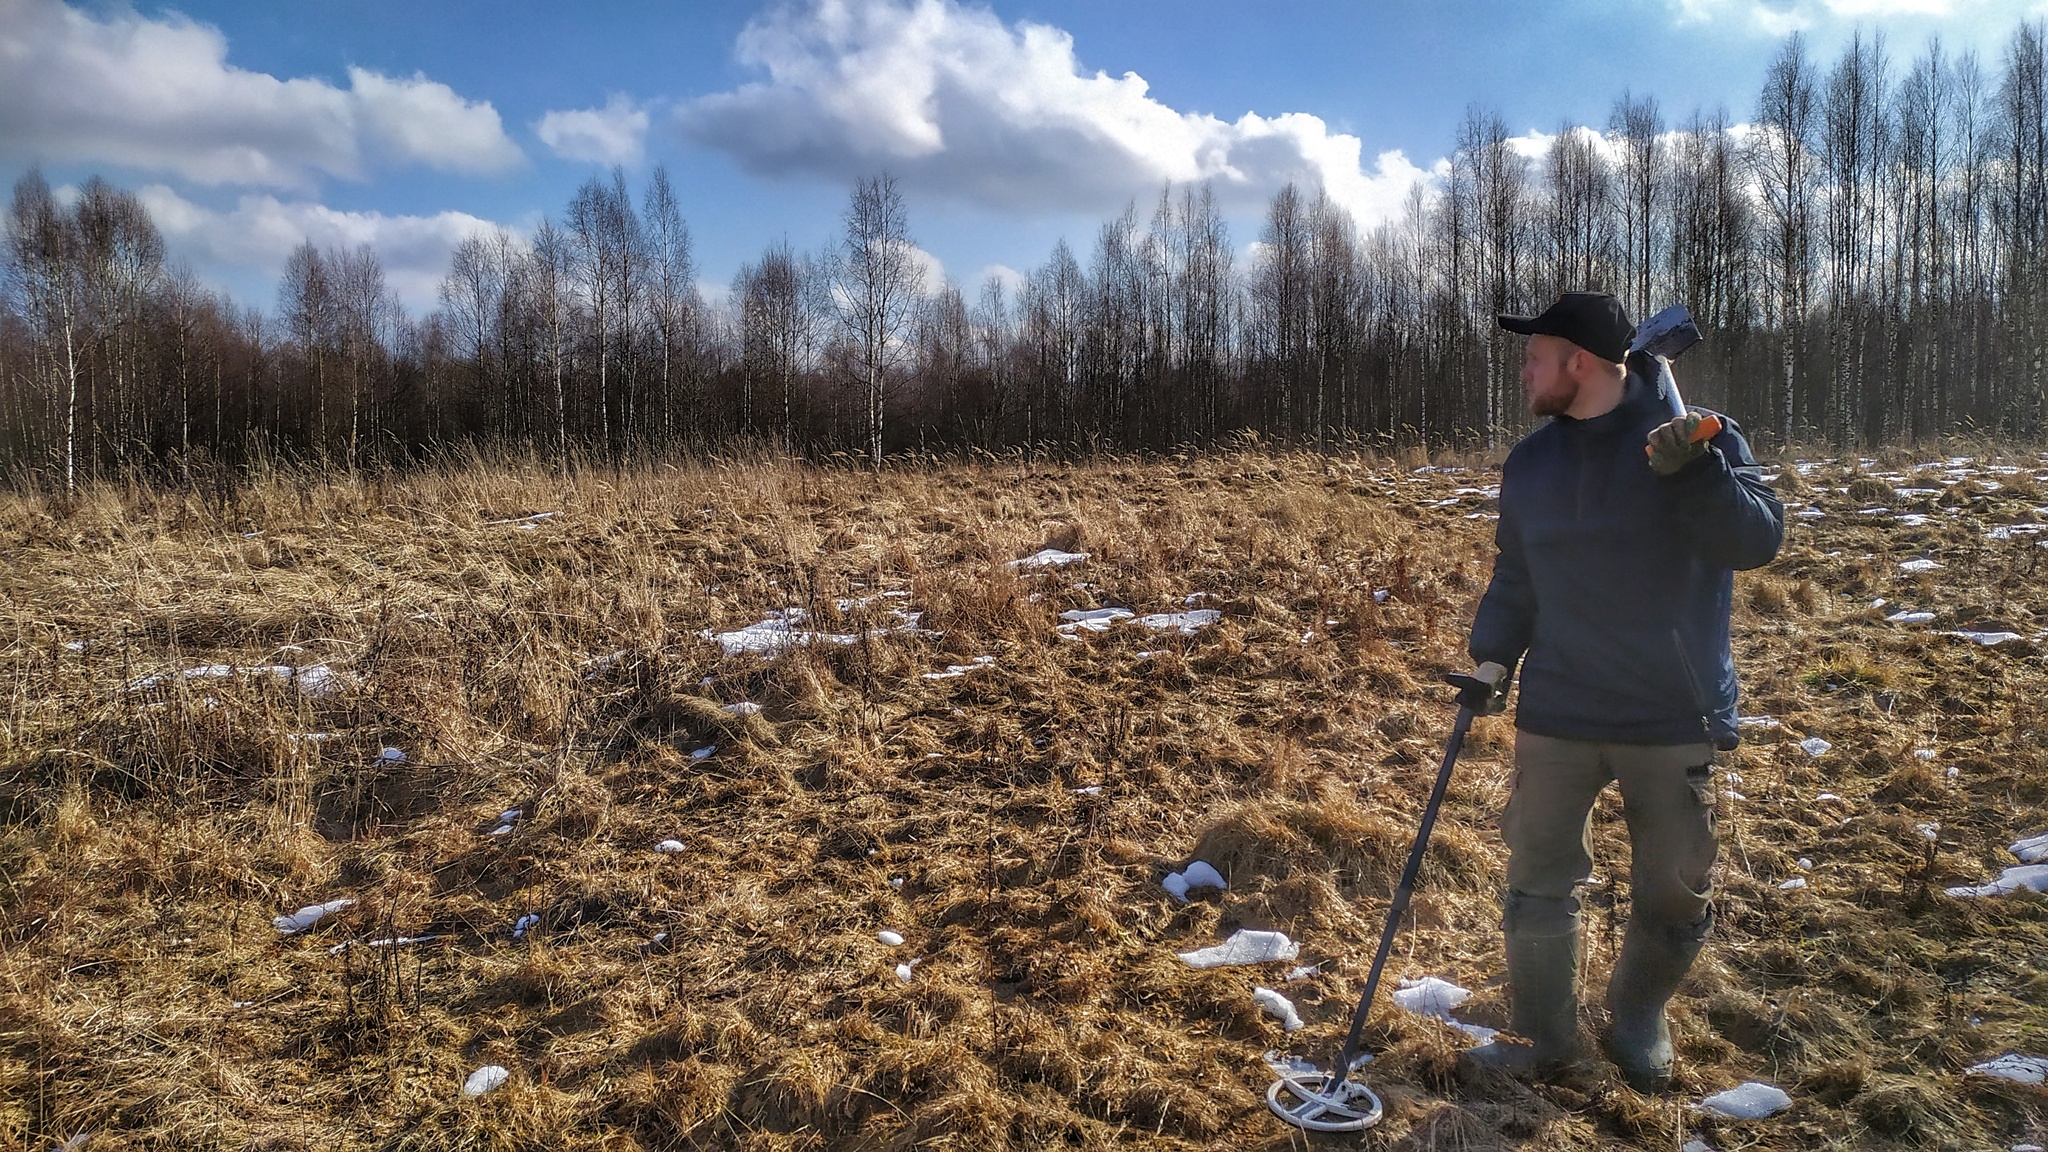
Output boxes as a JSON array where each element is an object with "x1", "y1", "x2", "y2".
[{"x1": 1676, "y1": 759, "x2": 1721, "y2": 908}]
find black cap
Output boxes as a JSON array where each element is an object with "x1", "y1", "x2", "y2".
[{"x1": 1498, "y1": 292, "x2": 1635, "y2": 363}]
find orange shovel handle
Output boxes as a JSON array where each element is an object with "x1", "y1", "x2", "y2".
[{"x1": 1645, "y1": 413, "x2": 1723, "y2": 457}]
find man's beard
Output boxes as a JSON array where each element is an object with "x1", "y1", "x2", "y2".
[{"x1": 1530, "y1": 379, "x2": 1578, "y2": 418}]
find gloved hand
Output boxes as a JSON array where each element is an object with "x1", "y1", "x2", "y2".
[
  {"x1": 1454, "y1": 661, "x2": 1511, "y2": 715},
  {"x1": 1646, "y1": 412, "x2": 1710, "y2": 476}
]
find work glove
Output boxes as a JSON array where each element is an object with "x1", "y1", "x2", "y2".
[
  {"x1": 1454, "y1": 661, "x2": 1511, "y2": 716},
  {"x1": 1646, "y1": 412, "x2": 1710, "y2": 476}
]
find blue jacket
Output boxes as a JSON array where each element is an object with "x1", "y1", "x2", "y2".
[{"x1": 1468, "y1": 371, "x2": 1785, "y2": 747}]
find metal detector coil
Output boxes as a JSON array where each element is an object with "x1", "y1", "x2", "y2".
[{"x1": 1265, "y1": 671, "x2": 1489, "y2": 1133}]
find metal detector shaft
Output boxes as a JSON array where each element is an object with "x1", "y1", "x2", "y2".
[{"x1": 1331, "y1": 701, "x2": 1477, "y2": 1074}]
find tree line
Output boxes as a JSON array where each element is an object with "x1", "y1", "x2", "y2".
[{"x1": 5, "y1": 23, "x2": 2047, "y2": 488}]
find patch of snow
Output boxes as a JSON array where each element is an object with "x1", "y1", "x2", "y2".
[
  {"x1": 1887, "y1": 610, "x2": 1936, "y2": 624},
  {"x1": 877, "y1": 930, "x2": 904, "y2": 947},
  {"x1": 1178, "y1": 928, "x2": 1299, "y2": 969},
  {"x1": 690, "y1": 746, "x2": 715, "y2": 760},
  {"x1": 1736, "y1": 715, "x2": 1779, "y2": 731},
  {"x1": 1284, "y1": 963, "x2": 1320, "y2": 982},
  {"x1": 1941, "y1": 630, "x2": 2025, "y2": 646},
  {"x1": 1694, "y1": 1082, "x2": 1792, "y2": 1119},
  {"x1": 701, "y1": 609, "x2": 861, "y2": 657},
  {"x1": 1917, "y1": 822, "x2": 1941, "y2": 842},
  {"x1": 923, "y1": 655, "x2": 997, "y2": 680},
  {"x1": 895, "y1": 959, "x2": 919, "y2": 982},
  {"x1": 1162, "y1": 860, "x2": 1227, "y2": 902},
  {"x1": 1794, "y1": 508, "x2": 1826, "y2": 519},
  {"x1": 379, "y1": 747, "x2": 405, "y2": 763},
  {"x1": 1253, "y1": 986, "x2": 1305, "y2": 1031},
  {"x1": 1682, "y1": 1138, "x2": 1718, "y2": 1152},
  {"x1": 1778, "y1": 877, "x2": 1808, "y2": 890},
  {"x1": 1946, "y1": 864, "x2": 2048, "y2": 898},
  {"x1": 1966, "y1": 1053, "x2": 2047, "y2": 1084},
  {"x1": 274, "y1": 898, "x2": 354, "y2": 935},
  {"x1": 656, "y1": 840, "x2": 686, "y2": 853},
  {"x1": 1799, "y1": 737, "x2": 1833, "y2": 757},
  {"x1": 1058, "y1": 607, "x2": 1134, "y2": 634},
  {"x1": 1008, "y1": 548, "x2": 1089, "y2": 570},
  {"x1": 2011, "y1": 833, "x2": 2048, "y2": 864},
  {"x1": 1913, "y1": 748, "x2": 1937, "y2": 761},
  {"x1": 1392, "y1": 976, "x2": 1497, "y2": 1043},
  {"x1": 1373, "y1": 588, "x2": 1390, "y2": 602},
  {"x1": 1899, "y1": 558, "x2": 1943, "y2": 573},
  {"x1": 1137, "y1": 609, "x2": 1222, "y2": 634},
  {"x1": 723, "y1": 701, "x2": 762, "y2": 716},
  {"x1": 1072, "y1": 785, "x2": 1102, "y2": 795},
  {"x1": 512, "y1": 914, "x2": 540, "y2": 939},
  {"x1": 126, "y1": 662, "x2": 344, "y2": 696},
  {"x1": 1816, "y1": 792, "x2": 1843, "y2": 802},
  {"x1": 462, "y1": 1064, "x2": 510, "y2": 1097}
]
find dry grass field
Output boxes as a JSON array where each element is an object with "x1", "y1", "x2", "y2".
[{"x1": 1, "y1": 445, "x2": 2044, "y2": 1151}]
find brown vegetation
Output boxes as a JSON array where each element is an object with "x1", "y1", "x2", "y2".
[{"x1": 0, "y1": 447, "x2": 2044, "y2": 1150}]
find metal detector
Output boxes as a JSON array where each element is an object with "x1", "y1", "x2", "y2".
[{"x1": 1266, "y1": 671, "x2": 1491, "y2": 1132}]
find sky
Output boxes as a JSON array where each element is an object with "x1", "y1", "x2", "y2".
[{"x1": 2, "y1": 0, "x2": 2043, "y2": 315}]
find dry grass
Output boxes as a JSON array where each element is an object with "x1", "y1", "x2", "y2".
[{"x1": 0, "y1": 446, "x2": 2044, "y2": 1150}]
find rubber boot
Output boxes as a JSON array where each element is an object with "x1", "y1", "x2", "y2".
[
  {"x1": 1461, "y1": 930, "x2": 1583, "y2": 1077},
  {"x1": 1604, "y1": 918, "x2": 1708, "y2": 1093}
]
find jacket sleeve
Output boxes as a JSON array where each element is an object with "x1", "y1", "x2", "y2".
[
  {"x1": 1469, "y1": 481, "x2": 1535, "y2": 676},
  {"x1": 1658, "y1": 412, "x2": 1786, "y2": 571}
]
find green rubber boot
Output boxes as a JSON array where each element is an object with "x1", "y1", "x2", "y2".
[
  {"x1": 1461, "y1": 930, "x2": 1583, "y2": 1078},
  {"x1": 1604, "y1": 920, "x2": 1707, "y2": 1093}
]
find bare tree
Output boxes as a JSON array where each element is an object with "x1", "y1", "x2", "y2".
[{"x1": 836, "y1": 174, "x2": 924, "y2": 467}]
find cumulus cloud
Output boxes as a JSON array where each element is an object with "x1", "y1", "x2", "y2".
[
  {"x1": 677, "y1": 0, "x2": 1434, "y2": 228},
  {"x1": 0, "y1": 0, "x2": 521, "y2": 188},
  {"x1": 135, "y1": 185, "x2": 504, "y2": 311},
  {"x1": 536, "y1": 95, "x2": 652, "y2": 165}
]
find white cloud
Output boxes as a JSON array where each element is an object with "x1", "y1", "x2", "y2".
[
  {"x1": 1671, "y1": 0, "x2": 2033, "y2": 34},
  {"x1": 535, "y1": 95, "x2": 651, "y2": 166},
  {"x1": 0, "y1": 0, "x2": 521, "y2": 188},
  {"x1": 677, "y1": 0, "x2": 1434, "y2": 228},
  {"x1": 135, "y1": 185, "x2": 505, "y2": 311}
]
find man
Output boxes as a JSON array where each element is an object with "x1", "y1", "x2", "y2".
[{"x1": 1456, "y1": 291, "x2": 1784, "y2": 1092}]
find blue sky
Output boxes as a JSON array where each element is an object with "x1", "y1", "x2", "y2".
[{"x1": 2, "y1": 0, "x2": 2040, "y2": 313}]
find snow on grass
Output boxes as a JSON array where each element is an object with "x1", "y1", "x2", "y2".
[
  {"x1": 1736, "y1": 715, "x2": 1780, "y2": 730},
  {"x1": 1252, "y1": 986, "x2": 1305, "y2": 1031},
  {"x1": 1177, "y1": 928, "x2": 1298, "y2": 969},
  {"x1": 1887, "y1": 610, "x2": 1936, "y2": 624},
  {"x1": 895, "y1": 959, "x2": 920, "y2": 982},
  {"x1": 1966, "y1": 1053, "x2": 2047, "y2": 1084},
  {"x1": 462, "y1": 1064, "x2": 510, "y2": 1097},
  {"x1": 723, "y1": 701, "x2": 762, "y2": 716},
  {"x1": 923, "y1": 655, "x2": 997, "y2": 680},
  {"x1": 1160, "y1": 860, "x2": 1227, "y2": 902},
  {"x1": 1391, "y1": 975, "x2": 1497, "y2": 1043},
  {"x1": 2012, "y1": 832, "x2": 2048, "y2": 863},
  {"x1": 1778, "y1": 877, "x2": 1808, "y2": 890},
  {"x1": 656, "y1": 840, "x2": 686, "y2": 853},
  {"x1": 483, "y1": 511, "x2": 557, "y2": 529},
  {"x1": 273, "y1": 898, "x2": 353, "y2": 935},
  {"x1": 1800, "y1": 737, "x2": 1833, "y2": 757},
  {"x1": 1136, "y1": 609, "x2": 1221, "y2": 634},
  {"x1": 1057, "y1": 608, "x2": 1133, "y2": 634},
  {"x1": 125, "y1": 662, "x2": 343, "y2": 696},
  {"x1": 701, "y1": 609, "x2": 859, "y2": 656},
  {"x1": 511, "y1": 914, "x2": 539, "y2": 939},
  {"x1": 1946, "y1": 864, "x2": 2048, "y2": 898},
  {"x1": 1941, "y1": 630, "x2": 2026, "y2": 646},
  {"x1": 877, "y1": 930, "x2": 904, "y2": 947},
  {"x1": 1008, "y1": 548, "x2": 1089, "y2": 570},
  {"x1": 379, "y1": 747, "x2": 406, "y2": 763},
  {"x1": 1693, "y1": 1082, "x2": 1792, "y2": 1119},
  {"x1": 1899, "y1": 558, "x2": 1943, "y2": 572}
]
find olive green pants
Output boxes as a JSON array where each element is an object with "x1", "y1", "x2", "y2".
[{"x1": 1500, "y1": 730, "x2": 1720, "y2": 939}]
